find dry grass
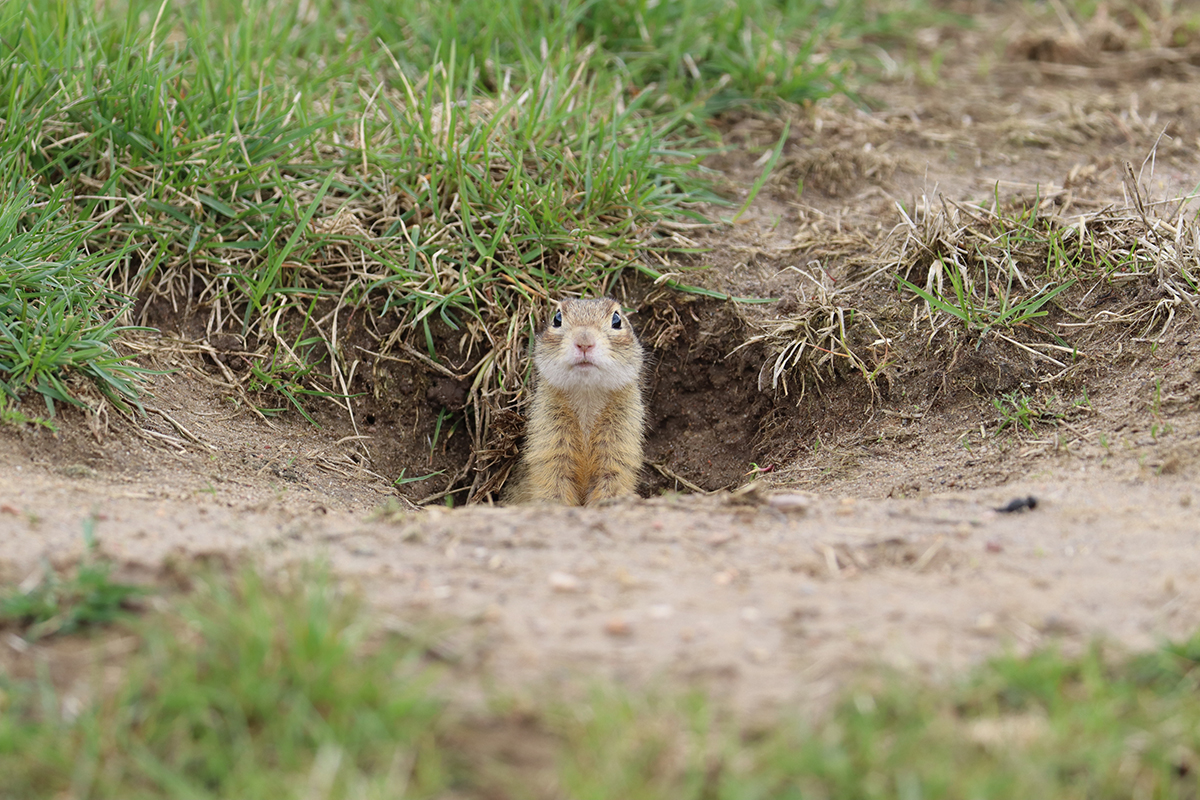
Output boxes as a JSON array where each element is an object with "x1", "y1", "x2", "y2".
[
  {"x1": 726, "y1": 158, "x2": 1200, "y2": 412},
  {"x1": 1006, "y1": 0, "x2": 1200, "y2": 80}
]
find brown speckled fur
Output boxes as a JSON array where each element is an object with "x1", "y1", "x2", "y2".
[{"x1": 507, "y1": 298, "x2": 645, "y2": 506}]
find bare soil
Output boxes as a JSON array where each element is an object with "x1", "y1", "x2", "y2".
[{"x1": 5, "y1": 3, "x2": 1200, "y2": 714}]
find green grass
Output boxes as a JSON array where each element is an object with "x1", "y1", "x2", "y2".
[
  {"x1": 722, "y1": 642, "x2": 1200, "y2": 799},
  {"x1": 0, "y1": 542, "x2": 144, "y2": 642},
  {"x1": 554, "y1": 644, "x2": 1200, "y2": 799},
  {"x1": 1, "y1": 567, "x2": 444, "y2": 799},
  {"x1": 0, "y1": 0, "x2": 943, "y2": 492},
  {"x1": 991, "y1": 390, "x2": 1067, "y2": 435},
  {"x1": 6, "y1": 563, "x2": 1200, "y2": 798},
  {"x1": 0, "y1": 558, "x2": 142, "y2": 642},
  {"x1": 0, "y1": 522, "x2": 145, "y2": 641},
  {"x1": 894, "y1": 194, "x2": 1082, "y2": 343},
  {"x1": 897, "y1": 262, "x2": 1075, "y2": 338},
  {"x1": 0, "y1": 184, "x2": 149, "y2": 415}
]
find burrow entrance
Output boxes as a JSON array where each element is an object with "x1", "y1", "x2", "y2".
[{"x1": 344, "y1": 291, "x2": 784, "y2": 504}]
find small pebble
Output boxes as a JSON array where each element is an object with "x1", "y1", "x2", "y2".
[
  {"x1": 549, "y1": 571, "x2": 581, "y2": 592},
  {"x1": 748, "y1": 646, "x2": 771, "y2": 663},
  {"x1": 767, "y1": 494, "x2": 811, "y2": 514},
  {"x1": 648, "y1": 604, "x2": 674, "y2": 619},
  {"x1": 604, "y1": 616, "x2": 632, "y2": 637},
  {"x1": 614, "y1": 568, "x2": 638, "y2": 587},
  {"x1": 985, "y1": 540, "x2": 1003, "y2": 553}
]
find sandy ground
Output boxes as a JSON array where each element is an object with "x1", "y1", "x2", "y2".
[
  {"x1": 2, "y1": 384, "x2": 1199, "y2": 714},
  {"x1": 4, "y1": 3, "x2": 1200, "y2": 713}
]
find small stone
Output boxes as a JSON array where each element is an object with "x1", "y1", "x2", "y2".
[
  {"x1": 767, "y1": 493, "x2": 811, "y2": 514},
  {"x1": 975, "y1": 612, "x2": 997, "y2": 632},
  {"x1": 713, "y1": 570, "x2": 735, "y2": 586},
  {"x1": 549, "y1": 571, "x2": 581, "y2": 592},
  {"x1": 648, "y1": 603, "x2": 674, "y2": 619},
  {"x1": 741, "y1": 606, "x2": 761, "y2": 622},
  {"x1": 614, "y1": 568, "x2": 638, "y2": 587},
  {"x1": 604, "y1": 616, "x2": 632, "y2": 637},
  {"x1": 985, "y1": 540, "x2": 1003, "y2": 553},
  {"x1": 748, "y1": 646, "x2": 771, "y2": 663}
]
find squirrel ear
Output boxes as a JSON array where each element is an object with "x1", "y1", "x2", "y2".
[{"x1": 552, "y1": 310, "x2": 562, "y2": 328}]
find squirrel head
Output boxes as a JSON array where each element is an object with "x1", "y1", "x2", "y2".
[{"x1": 534, "y1": 297, "x2": 643, "y2": 393}]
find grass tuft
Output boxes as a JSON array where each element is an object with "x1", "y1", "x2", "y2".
[
  {"x1": 0, "y1": 521, "x2": 144, "y2": 640},
  {"x1": 1, "y1": 567, "x2": 443, "y2": 799},
  {"x1": 886, "y1": 186, "x2": 1200, "y2": 349},
  {"x1": 0, "y1": 184, "x2": 149, "y2": 415}
]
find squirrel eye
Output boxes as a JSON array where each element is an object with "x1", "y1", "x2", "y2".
[
  {"x1": 552, "y1": 310, "x2": 562, "y2": 328},
  {"x1": 611, "y1": 311, "x2": 622, "y2": 329}
]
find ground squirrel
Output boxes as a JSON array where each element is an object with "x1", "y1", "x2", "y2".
[{"x1": 508, "y1": 297, "x2": 646, "y2": 506}]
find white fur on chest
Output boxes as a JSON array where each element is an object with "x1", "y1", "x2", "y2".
[{"x1": 566, "y1": 386, "x2": 613, "y2": 438}]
